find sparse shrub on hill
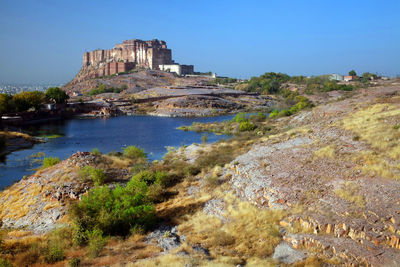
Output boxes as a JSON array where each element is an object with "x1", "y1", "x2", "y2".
[
  {"x1": 41, "y1": 157, "x2": 61, "y2": 169},
  {"x1": 232, "y1": 112, "x2": 247, "y2": 123},
  {"x1": 91, "y1": 148, "x2": 101, "y2": 155},
  {"x1": 239, "y1": 121, "x2": 257, "y2": 132},
  {"x1": 133, "y1": 170, "x2": 167, "y2": 186},
  {"x1": 86, "y1": 83, "x2": 126, "y2": 96},
  {"x1": 70, "y1": 178, "x2": 155, "y2": 240},
  {"x1": 78, "y1": 166, "x2": 106, "y2": 185},
  {"x1": 0, "y1": 258, "x2": 13, "y2": 267},
  {"x1": 123, "y1": 145, "x2": 146, "y2": 160},
  {"x1": 86, "y1": 229, "x2": 107, "y2": 258}
]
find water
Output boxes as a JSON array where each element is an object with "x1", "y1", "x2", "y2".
[{"x1": 0, "y1": 115, "x2": 233, "y2": 188}]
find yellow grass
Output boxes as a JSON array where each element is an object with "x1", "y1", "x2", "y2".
[
  {"x1": 340, "y1": 103, "x2": 400, "y2": 179},
  {"x1": 334, "y1": 181, "x2": 365, "y2": 207},
  {"x1": 178, "y1": 193, "x2": 286, "y2": 259},
  {"x1": 0, "y1": 131, "x2": 33, "y2": 140},
  {"x1": 314, "y1": 145, "x2": 335, "y2": 159}
]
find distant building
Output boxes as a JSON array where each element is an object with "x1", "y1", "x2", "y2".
[
  {"x1": 344, "y1": 75, "x2": 358, "y2": 82},
  {"x1": 329, "y1": 74, "x2": 343, "y2": 81},
  {"x1": 159, "y1": 64, "x2": 194, "y2": 76}
]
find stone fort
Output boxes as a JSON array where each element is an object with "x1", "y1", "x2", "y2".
[{"x1": 75, "y1": 39, "x2": 194, "y2": 81}]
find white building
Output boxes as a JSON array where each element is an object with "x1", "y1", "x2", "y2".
[
  {"x1": 329, "y1": 74, "x2": 344, "y2": 81},
  {"x1": 159, "y1": 64, "x2": 194, "y2": 76}
]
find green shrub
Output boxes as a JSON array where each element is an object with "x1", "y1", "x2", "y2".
[
  {"x1": 70, "y1": 179, "x2": 155, "y2": 237},
  {"x1": 0, "y1": 259, "x2": 13, "y2": 267},
  {"x1": 78, "y1": 166, "x2": 106, "y2": 185},
  {"x1": 232, "y1": 113, "x2": 247, "y2": 123},
  {"x1": 269, "y1": 110, "x2": 279, "y2": 119},
  {"x1": 91, "y1": 169, "x2": 106, "y2": 186},
  {"x1": 133, "y1": 170, "x2": 167, "y2": 186},
  {"x1": 123, "y1": 145, "x2": 146, "y2": 159},
  {"x1": 68, "y1": 258, "x2": 81, "y2": 267},
  {"x1": 201, "y1": 134, "x2": 208, "y2": 144},
  {"x1": 42, "y1": 157, "x2": 61, "y2": 168},
  {"x1": 87, "y1": 229, "x2": 107, "y2": 258},
  {"x1": 239, "y1": 121, "x2": 257, "y2": 132},
  {"x1": 249, "y1": 113, "x2": 267, "y2": 123},
  {"x1": 91, "y1": 148, "x2": 101, "y2": 155},
  {"x1": 147, "y1": 184, "x2": 164, "y2": 202},
  {"x1": 279, "y1": 109, "x2": 292, "y2": 117},
  {"x1": 44, "y1": 240, "x2": 65, "y2": 263}
]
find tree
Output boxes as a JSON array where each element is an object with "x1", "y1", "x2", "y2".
[
  {"x1": 349, "y1": 70, "x2": 357, "y2": 76},
  {"x1": 0, "y1": 93, "x2": 13, "y2": 114},
  {"x1": 46, "y1": 87, "x2": 69, "y2": 104},
  {"x1": 13, "y1": 91, "x2": 46, "y2": 112}
]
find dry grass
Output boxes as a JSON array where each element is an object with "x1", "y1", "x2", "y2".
[
  {"x1": 0, "y1": 131, "x2": 33, "y2": 141},
  {"x1": 340, "y1": 103, "x2": 400, "y2": 179},
  {"x1": 314, "y1": 145, "x2": 335, "y2": 159},
  {"x1": 0, "y1": 183, "x2": 43, "y2": 220},
  {"x1": 335, "y1": 181, "x2": 365, "y2": 208},
  {"x1": 178, "y1": 193, "x2": 286, "y2": 259}
]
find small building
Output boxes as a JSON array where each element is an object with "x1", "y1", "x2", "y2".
[
  {"x1": 159, "y1": 64, "x2": 194, "y2": 76},
  {"x1": 71, "y1": 91, "x2": 83, "y2": 97},
  {"x1": 329, "y1": 74, "x2": 343, "y2": 81},
  {"x1": 42, "y1": 103, "x2": 57, "y2": 110},
  {"x1": 344, "y1": 75, "x2": 358, "y2": 82}
]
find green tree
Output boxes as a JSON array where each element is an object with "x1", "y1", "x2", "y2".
[
  {"x1": 349, "y1": 70, "x2": 357, "y2": 76},
  {"x1": 46, "y1": 87, "x2": 69, "y2": 104},
  {"x1": 13, "y1": 91, "x2": 46, "y2": 112},
  {"x1": 0, "y1": 93, "x2": 13, "y2": 114}
]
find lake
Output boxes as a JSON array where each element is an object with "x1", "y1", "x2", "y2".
[{"x1": 0, "y1": 115, "x2": 233, "y2": 188}]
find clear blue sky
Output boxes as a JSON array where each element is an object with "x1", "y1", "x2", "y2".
[{"x1": 0, "y1": 0, "x2": 399, "y2": 84}]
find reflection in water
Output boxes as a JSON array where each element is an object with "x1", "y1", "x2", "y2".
[{"x1": 0, "y1": 115, "x2": 233, "y2": 188}]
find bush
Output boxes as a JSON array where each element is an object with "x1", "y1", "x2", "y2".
[
  {"x1": 70, "y1": 179, "x2": 155, "y2": 237},
  {"x1": 0, "y1": 259, "x2": 13, "y2": 267},
  {"x1": 91, "y1": 148, "x2": 101, "y2": 155},
  {"x1": 269, "y1": 110, "x2": 279, "y2": 119},
  {"x1": 91, "y1": 169, "x2": 106, "y2": 185},
  {"x1": 249, "y1": 113, "x2": 267, "y2": 123},
  {"x1": 201, "y1": 134, "x2": 208, "y2": 144},
  {"x1": 133, "y1": 170, "x2": 167, "y2": 186},
  {"x1": 44, "y1": 240, "x2": 65, "y2": 263},
  {"x1": 87, "y1": 229, "x2": 107, "y2": 258},
  {"x1": 123, "y1": 145, "x2": 146, "y2": 159},
  {"x1": 232, "y1": 113, "x2": 247, "y2": 123},
  {"x1": 78, "y1": 166, "x2": 106, "y2": 185},
  {"x1": 239, "y1": 121, "x2": 257, "y2": 132},
  {"x1": 68, "y1": 258, "x2": 81, "y2": 267},
  {"x1": 42, "y1": 157, "x2": 61, "y2": 168}
]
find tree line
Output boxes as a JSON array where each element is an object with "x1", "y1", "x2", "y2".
[{"x1": 0, "y1": 87, "x2": 69, "y2": 114}]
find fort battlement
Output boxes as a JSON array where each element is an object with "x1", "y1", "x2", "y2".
[{"x1": 72, "y1": 38, "x2": 193, "y2": 82}]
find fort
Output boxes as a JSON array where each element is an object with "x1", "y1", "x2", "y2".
[{"x1": 73, "y1": 39, "x2": 194, "y2": 82}]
